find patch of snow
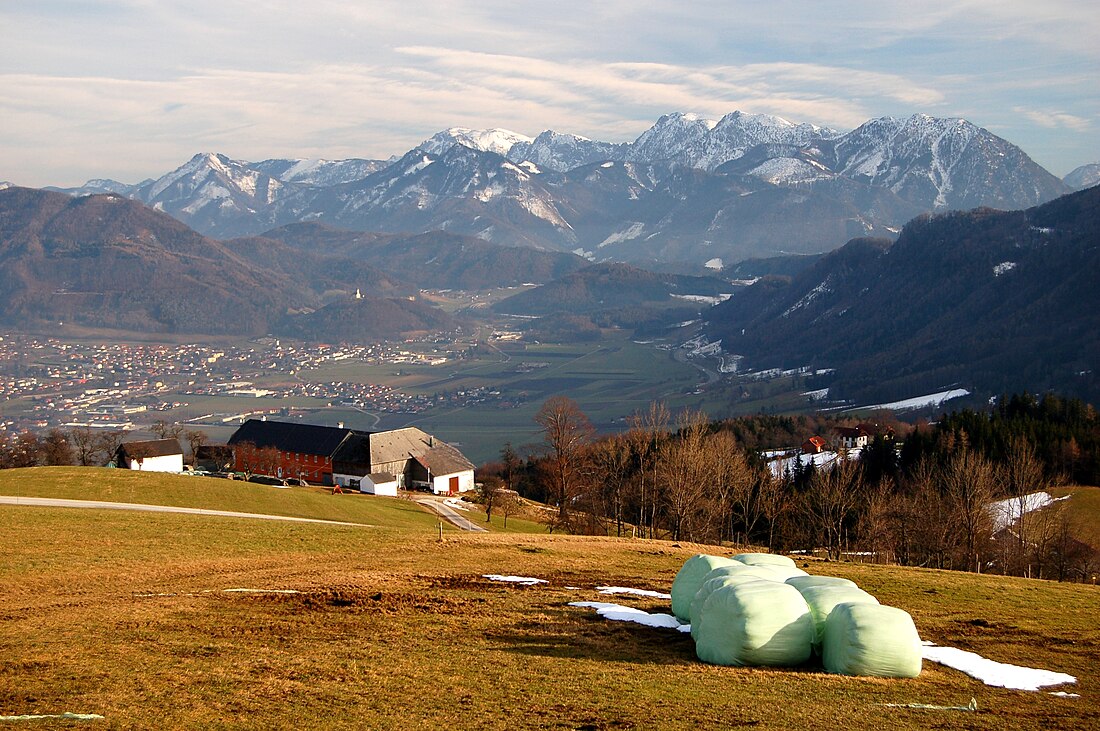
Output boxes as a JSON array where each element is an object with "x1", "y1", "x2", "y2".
[
  {"x1": 704, "y1": 258, "x2": 723, "y2": 270},
  {"x1": 860, "y1": 389, "x2": 970, "y2": 412},
  {"x1": 921, "y1": 642, "x2": 1076, "y2": 691},
  {"x1": 782, "y1": 277, "x2": 832, "y2": 317},
  {"x1": 671, "y1": 294, "x2": 725, "y2": 306},
  {"x1": 768, "y1": 448, "x2": 861, "y2": 478},
  {"x1": 598, "y1": 222, "x2": 646, "y2": 248},
  {"x1": 988, "y1": 492, "x2": 1067, "y2": 532},
  {"x1": 443, "y1": 497, "x2": 470, "y2": 511},
  {"x1": 483, "y1": 574, "x2": 547, "y2": 586},
  {"x1": 517, "y1": 161, "x2": 542, "y2": 175},
  {"x1": 570, "y1": 601, "x2": 687, "y2": 631},
  {"x1": 405, "y1": 155, "x2": 435, "y2": 175},
  {"x1": 803, "y1": 388, "x2": 830, "y2": 401},
  {"x1": 1049, "y1": 692, "x2": 1080, "y2": 698},
  {"x1": 596, "y1": 586, "x2": 672, "y2": 600},
  {"x1": 993, "y1": 261, "x2": 1017, "y2": 276},
  {"x1": 572, "y1": 248, "x2": 595, "y2": 261},
  {"x1": 600, "y1": 162, "x2": 615, "y2": 168}
]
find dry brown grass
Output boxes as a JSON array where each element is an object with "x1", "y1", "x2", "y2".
[{"x1": 2, "y1": 498, "x2": 1099, "y2": 729}]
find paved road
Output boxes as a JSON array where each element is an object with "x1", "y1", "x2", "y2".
[
  {"x1": 0, "y1": 495, "x2": 374, "y2": 528},
  {"x1": 415, "y1": 498, "x2": 488, "y2": 532}
]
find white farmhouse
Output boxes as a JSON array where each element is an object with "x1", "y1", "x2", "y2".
[{"x1": 115, "y1": 438, "x2": 184, "y2": 473}]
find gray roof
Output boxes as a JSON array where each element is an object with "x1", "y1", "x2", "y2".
[
  {"x1": 367, "y1": 472, "x2": 397, "y2": 483},
  {"x1": 413, "y1": 442, "x2": 475, "y2": 477},
  {"x1": 367, "y1": 427, "x2": 435, "y2": 466}
]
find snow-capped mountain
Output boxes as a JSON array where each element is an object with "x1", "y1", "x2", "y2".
[
  {"x1": 507, "y1": 130, "x2": 631, "y2": 173},
  {"x1": 301, "y1": 145, "x2": 578, "y2": 249},
  {"x1": 825, "y1": 114, "x2": 1066, "y2": 210},
  {"x1": 1064, "y1": 163, "x2": 1100, "y2": 191},
  {"x1": 629, "y1": 112, "x2": 719, "y2": 168},
  {"x1": 128, "y1": 152, "x2": 290, "y2": 237},
  {"x1": 415, "y1": 127, "x2": 533, "y2": 157}
]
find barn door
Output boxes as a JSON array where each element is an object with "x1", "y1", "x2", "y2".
[{"x1": 448, "y1": 476, "x2": 459, "y2": 495}]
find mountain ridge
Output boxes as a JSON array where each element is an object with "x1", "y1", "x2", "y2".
[{"x1": 43, "y1": 111, "x2": 1072, "y2": 266}]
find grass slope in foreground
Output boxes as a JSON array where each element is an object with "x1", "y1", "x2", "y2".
[{"x1": 1, "y1": 471, "x2": 1098, "y2": 730}]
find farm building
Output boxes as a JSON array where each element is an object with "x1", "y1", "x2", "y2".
[
  {"x1": 802, "y1": 436, "x2": 828, "y2": 455},
  {"x1": 226, "y1": 419, "x2": 474, "y2": 494},
  {"x1": 360, "y1": 472, "x2": 399, "y2": 496},
  {"x1": 116, "y1": 438, "x2": 184, "y2": 473},
  {"x1": 835, "y1": 425, "x2": 872, "y2": 450}
]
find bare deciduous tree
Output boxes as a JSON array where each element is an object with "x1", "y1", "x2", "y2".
[
  {"x1": 184, "y1": 429, "x2": 208, "y2": 466},
  {"x1": 535, "y1": 396, "x2": 594, "y2": 525},
  {"x1": 943, "y1": 447, "x2": 999, "y2": 572},
  {"x1": 804, "y1": 453, "x2": 863, "y2": 560}
]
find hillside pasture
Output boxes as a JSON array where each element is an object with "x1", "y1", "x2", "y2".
[{"x1": 1, "y1": 470, "x2": 1097, "y2": 729}]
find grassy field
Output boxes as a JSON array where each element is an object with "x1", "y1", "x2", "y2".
[{"x1": 1, "y1": 469, "x2": 1098, "y2": 729}]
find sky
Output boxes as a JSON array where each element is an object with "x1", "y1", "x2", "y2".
[{"x1": 2, "y1": 0, "x2": 1097, "y2": 187}]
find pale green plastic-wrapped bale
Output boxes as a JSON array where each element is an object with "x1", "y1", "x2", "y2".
[
  {"x1": 799, "y1": 584, "x2": 879, "y2": 652},
  {"x1": 731, "y1": 552, "x2": 807, "y2": 580},
  {"x1": 670, "y1": 554, "x2": 739, "y2": 621},
  {"x1": 689, "y1": 570, "x2": 774, "y2": 639},
  {"x1": 822, "y1": 602, "x2": 922, "y2": 678},
  {"x1": 731, "y1": 552, "x2": 797, "y2": 569},
  {"x1": 785, "y1": 575, "x2": 858, "y2": 593},
  {"x1": 694, "y1": 580, "x2": 814, "y2": 667}
]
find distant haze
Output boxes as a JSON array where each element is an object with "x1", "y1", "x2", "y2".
[{"x1": 2, "y1": 1, "x2": 1097, "y2": 187}]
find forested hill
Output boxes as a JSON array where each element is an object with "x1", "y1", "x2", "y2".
[
  {"x1": 705, "y1": 185, "x2": 1100, "y2": 405},
  {"x1": 493, "y1": 262, "x2": 731, "y2": 316}
]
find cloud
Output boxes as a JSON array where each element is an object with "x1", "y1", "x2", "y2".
[
  {"x1": 1, "y1": 0, "x2": 1097, "y2": 184},
  {"x1": 1012, "y1": 107, "x2": 1091, "y2": 132}
]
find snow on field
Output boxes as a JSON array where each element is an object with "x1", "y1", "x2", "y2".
[
  {"x1": 767, "y1": 448, "x2": 862, "y2": 478},
  {"x1": 860, "y1": 389, "x2": 970, "y2": 412},
  {"x1": 921, "y1": 643, "x2": 1076, "y2": 691},
  {"x1": 443, "y1": 497, "x2": 470, "y2": 511},
  {"x1": 570, "y1": 601, "x2": 690, "y2": 632},
  {"x1": 483, "y1": 574, "x2": 548, "y2": 586},
  {"x1": 988, "y1": 492, "x2": 1068, "y2": 532},
  {"x1": 596, "y1": 586, "x2": 672, "y2": 599},
  {"x1": 705, "y1": 258, "x2": 723, "y2": 270},
  {"x1": 490, "y1": 575, "x2": 1077, "y2": 690}
]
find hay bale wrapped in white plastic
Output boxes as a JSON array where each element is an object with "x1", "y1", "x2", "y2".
[
  {"x1": 785, "y1": 575, "x2": 858, "y2": 593},
  {"x1": 694, "y1": 580, "x2": 814, "y2": 667},
  {"x1": 822, "y1": 602, "x2": 922, "y2": 678},
  {"x1": 799, "y1": 584, "x2": 879, "y2": 652},
  {"x1": 731, "y1": 552, "x2": 807, "y2": 580},
  {"x1": 689, "y1": 569, "x2": 776, "y2": 640},
  {"x1": 671, "y1": 554, "x2": 739, "y2": 621}
]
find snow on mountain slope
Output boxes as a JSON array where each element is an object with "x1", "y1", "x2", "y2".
[
  {"x1": 508, "y1": 130, "x2": 630, "y2": 172},
  {"x1": 252, "y1": 158, "x2": 386, "y2": 186},
  {"x1": 630, "y1": 112, "x2": 719, "y2": 166},
  {"x1": 694, "y1": 111, "x2": 839, "y2": 170},
  {"x1": 416, "y1": 127, "x2": 533, "y2": 157}
]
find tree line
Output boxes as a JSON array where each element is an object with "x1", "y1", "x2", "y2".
[{"x1": 477, "y1": 394, "x2": 1099, "y2": 583}]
